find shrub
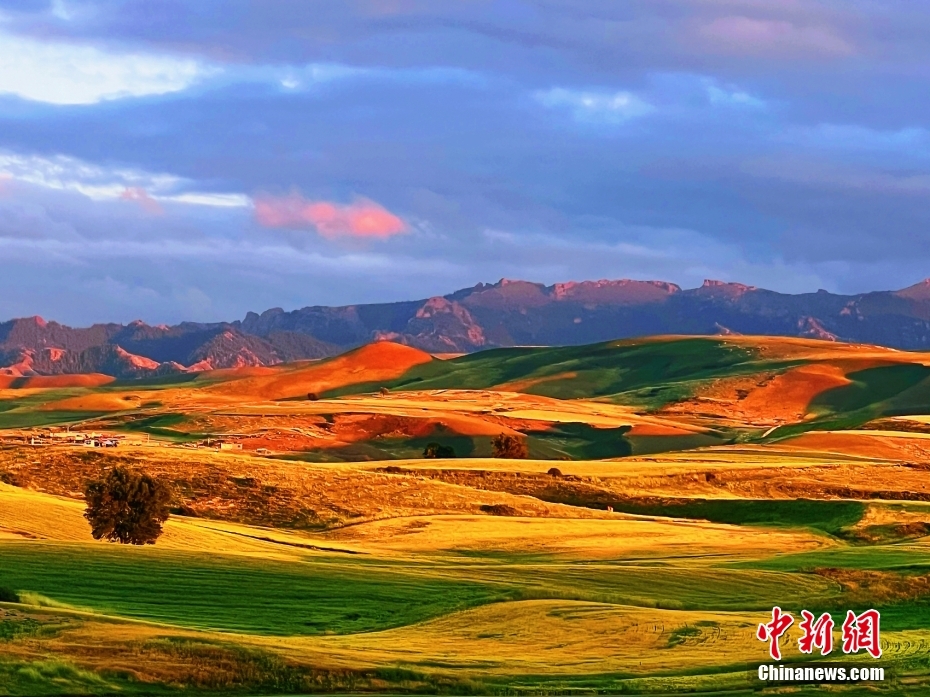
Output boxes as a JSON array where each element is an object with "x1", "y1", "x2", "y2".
[
  {"x1": 379, "y1": 387, "x2": 390, "y2": 396},
  {"x1": 0, "y1": 587, "x2": 20, "y2": 603},
  {"x1": 84, "y1": 467, "x2": 172, "y2": 545},
  {"x1": 480, "y1": 504, "x2": 519, "y2": 516},
  {"x1": 423, "y1": 442, "x2": 456, "y2": 458},
  {"x1": 491, "y1": 433, "x2": 528, "y2": 459},
  {"x1": 307, "y1": 392, "x2": 319, "y2": 401},
  {"x1": 547, "y1": 467, "x2": 563, "y2": 477},
  {"x1": 0, "y1": 470, "x2": 25, "y2": 487}
]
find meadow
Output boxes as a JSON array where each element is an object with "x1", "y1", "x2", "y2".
[{"x1": 2, "y1": 335, "x2": 930, "y2": 694}]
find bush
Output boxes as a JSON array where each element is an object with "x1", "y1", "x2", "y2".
[
  {"x1": 0, "y1": 470, "x2": 25, "y2": 487},
  {"x1": 0, "y1": 587, "x2": 20, "y2": 603},
  {"x1": 84, "y1": 467, "x2": 172, "y2": 545},
  {"x1": 379, "y1": 387, "x2": 390, "y2": 396},
  {"x1": 491, "y1": 433, "x2": 528, "y2": 459},
  {"x1": 547, "y1": 467, "x2": 563, "y2": 477},
  {"x1": 480, "y1": 504, "x2": 519, "y2": 516},
  {"x1": 307, "y1": 392, "x2": 319, "y2": 401},
  {"x1": 423, "y1": 442, "x2": 456, "y2": 458}
]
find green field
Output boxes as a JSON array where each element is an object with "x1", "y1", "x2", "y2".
[{"x1": 0, "y1": 543, "x2": 513, "y2": 636}]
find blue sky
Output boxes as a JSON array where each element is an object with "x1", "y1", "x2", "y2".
[{"x1": 0, "y1": 0, "x2": 928, "y2": 324}]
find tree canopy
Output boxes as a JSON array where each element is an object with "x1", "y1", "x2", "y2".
[{"x1": 84, "y1": 467, "x2": 172, "y2": 545}]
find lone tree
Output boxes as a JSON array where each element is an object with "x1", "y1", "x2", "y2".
[
  {"x1": 491, "y1": 433, "x2": 528, "y2": 459},
  {"x1": 423, "y1": 442, "x2": 456, "y2": 458},
  {"x1": 84, "y1": 467, "x2": 172, "y2": 545}
]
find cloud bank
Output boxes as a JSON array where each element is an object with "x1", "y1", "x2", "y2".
[{"x1": 0, "y1": 1, "x2": 927, "y2": 325}]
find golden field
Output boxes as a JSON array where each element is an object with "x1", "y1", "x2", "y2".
[{"x1": 1, "y1": 336, "x2": 929, "y2": 695}]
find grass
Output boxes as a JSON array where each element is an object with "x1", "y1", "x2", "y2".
[
  {"x1": 0, "y1": 410, "x2": 108, "y2": 429},
  {"x1": 603, "y1": 499, "x2": 866, "y2": 536},
  {"x1": 294, "y1": 423, "x2": 637, "y2": 461},
  {"x1": 523, "y1": 422, "x2": 634, "y2": 458},
  {"x1": 767, "y1": 364, "x2": 930, "y2": 440},
  {"x1": 812, "y1": 364, "x2": 930, "y2": 415},
  {"x1": 0, "y1": 543, "x2": 515, "y2": 635},
  {"x1": 115, "y1": 413, "x2": 208, "y2": 441},
  {"x1": 733, "y1": 545, "x2": 930, "y2": 573},
  {"x1": 449, "y1": 564, "x2": 839, "y2": 611},
  {"x1": 0, "y1": 658, "x2": 124, "y2": 697}
]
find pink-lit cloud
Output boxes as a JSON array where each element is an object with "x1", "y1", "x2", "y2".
[
  {"x1": 120, "y1": 186, "x2": 164, "y2": 215},
  {"x1": 253, "y1": 192, "x2": 407, "y2": 239},
  {"x1": 698, "y1": 16, "x2": 853, "y2": 57}
]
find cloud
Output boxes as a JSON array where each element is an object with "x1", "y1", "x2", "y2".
[
  {"x1": 698, "y1": 16, "x2": 853, "y2": 57},
  {"x1": 705, "y1": 81, "x2": 765, "y2": 108},
  {"x1": 739, "y1": 157, "x2": 930, "y2": 196},
  {"x1": 0, "y1": 151, "x2": 248, "y2": 208},
  {"x1": 780, "y1": 124, "x2": 929, "y2": 153},
  {"x1": 534, "y1": 88, "x2": 653, "y2": 123},
  {"x1": 0, "y1": 0, "x2": 929, "y2": 323},
  {"x1": 0, "y1": 31, "x2": 212, "y2": 105},
  {"x1": 253, "y1": 192, "x2": 407, "y2": 238},
  {"x1": 120, "y1": 187, "x2": 164, "y2": 215}
]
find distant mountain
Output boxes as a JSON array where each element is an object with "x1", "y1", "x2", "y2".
[{"x1": 4, "y1": 277, "x2": 930, "y2": 377}]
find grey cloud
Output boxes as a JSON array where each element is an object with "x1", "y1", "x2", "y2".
[{"x1": 0, "y1": 1, "x2": 928, "y2": 323}]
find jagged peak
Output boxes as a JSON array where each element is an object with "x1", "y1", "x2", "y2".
[
  {"x1": 896, "y1": 278, "x2": 930, "y2": 300},
  {"x1": 701, "y1": 279, "x2": 756, "y2": 290},
  {"x1": 19, "y1": 315, "x2": 48, "y2": 327},
  {"x1": 490, "y1": 278, "x2": 545, "y2": 289}
]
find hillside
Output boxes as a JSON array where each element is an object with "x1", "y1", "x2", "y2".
[
  {"x1": 4, "y1": 333, "x2": 930, "y2": 693},
  {"x1": 4, "y1": 335, "x2": 930, "y2": 462},
  {"x1": 6, "y1": 277, "x2": 930, "y2": 377}
]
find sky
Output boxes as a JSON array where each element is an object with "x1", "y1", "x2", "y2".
[{"x1": 0, "y1": 0, "x2": 929, "y2": 325}]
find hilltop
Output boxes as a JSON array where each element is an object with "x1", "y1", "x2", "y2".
[{"x1": 6, "y1": 277, "x2": 930, "y2": 377}]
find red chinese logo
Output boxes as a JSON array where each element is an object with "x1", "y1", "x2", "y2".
[
  {"x1": 757, "y1": 606, "x2": 794, "y2": 660},
  {"x1": 842, "y1": 609, "x2": 882, "y2": 659},
  {"x1": 798, "y1": 610, "x2": 834, "y2": 655},
  {"x1": 756, "y1": 608, "x2": 881, "y2": 659}
]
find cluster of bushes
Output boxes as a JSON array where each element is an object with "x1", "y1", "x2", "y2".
[
  {"x1": 491, "y1": 433, "x2": 528, "y2": 459},
  {"x1": 420, "y1": 433, "x2": 530, "y2": 460},
  {"x1": 422, "y1": 442, "x2": 456, "y2": 458}
]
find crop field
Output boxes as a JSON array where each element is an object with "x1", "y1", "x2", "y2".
[{"x1": 2, "y1": 336, "x2": 930, "y2": 694}]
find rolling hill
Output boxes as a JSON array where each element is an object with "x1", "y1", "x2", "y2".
[{"x1": 4, "y1": 333, "x2": 930, "y2": 693}]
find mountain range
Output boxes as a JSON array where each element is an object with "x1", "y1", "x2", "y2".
[{"x1": 4, "y1": 277, "x2": 930, "y2": 378}]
